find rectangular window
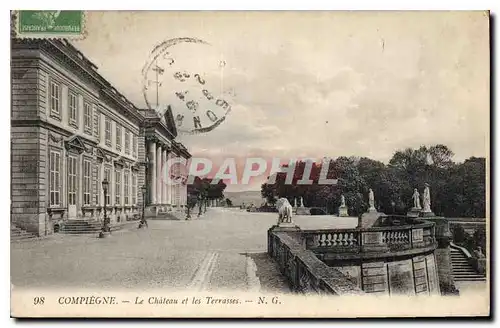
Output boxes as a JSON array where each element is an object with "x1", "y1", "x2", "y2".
[
  {"x1": 125, "y1": 130, "x2": 130, "y2": 155},
  {"x1": 50, "y1": 80, "x2": 60, "y2": 116},
  {"x1": 95, "y1": 108, "x2": 100, "y2": 139},
  {"x1": 132, "y1": 173, "x2": 137, "y2": 205},
  {"x1": 116, "y1": 124, "x2": 122, "y2": 151},
  {"x1": 49, "y1": 150, "x2": 61, "y2": 206},
  {"x1": 104, "y1": 167, "x2": 111, "y2": 205},
  {"x1": 124, "y1": 171, "x2": 129, "y2": 205},
  {"x1": 68, "y1": 156, "x2": 77, "y2": 206},
  {"x1": 105, "y1": 117, "x2": 112, "y2": 146},
  {"x1": 83, "y1": 159, "x2": 91, "y2": 205},
  {"x1": 115, "y1": 169, "x2": 121, "y2": 205},
  {"x1": 68, "y1": 92, "x2": 78, "y2": 127},
  {"x1": 84, "y1": 102, "x2": 92, "y2": 134},
  {"x1": 132, "y1": 134, "x2": 137, "y2": 157}
]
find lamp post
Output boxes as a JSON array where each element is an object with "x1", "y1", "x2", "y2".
[
  {"x1": 99, "y1": 178, "x2": 110, "y2": 238},
  {"x1": 139, "y1": 185, "x2": 148, "y2": 228},
  {"x1": 197, "y1": 194, "x2": 203, "y2": 217},
  {"x1": 186, "y1": 194, "x2": 192, "y2": 220}
]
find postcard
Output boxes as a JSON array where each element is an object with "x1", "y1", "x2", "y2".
[{"x1": 10, "y1": 10, "x2": 490, "y2": 318}]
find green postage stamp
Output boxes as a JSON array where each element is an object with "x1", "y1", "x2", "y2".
[{"x1": 13, "y1": 10, "x2": 86, "y2": 39}]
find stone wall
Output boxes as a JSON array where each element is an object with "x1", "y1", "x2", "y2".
[
  {"x1": 268, "y1": 227, "x2": 365, "y2": 295},
  {"x1": 269, "y1": 216, "x2": 445, "y2": 296},
  {"x1": 326, "y1": 254, "x2": 440, "y2": 296}
]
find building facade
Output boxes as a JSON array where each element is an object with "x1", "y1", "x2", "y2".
[{"x1": 11, "y1": 38, "x2": 190, "y2": 236}]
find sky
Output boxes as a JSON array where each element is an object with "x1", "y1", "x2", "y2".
[{"x1": 73, "y1": 11, "x2": 490, "y2": 191}]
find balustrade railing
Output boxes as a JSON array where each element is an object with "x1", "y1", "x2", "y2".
[
  {"x1": 268, "y1": 230, "x2": 365, "y2": 295},
  {"x1": 301, "y1": 219, "x2": 436, "y2": 255}
]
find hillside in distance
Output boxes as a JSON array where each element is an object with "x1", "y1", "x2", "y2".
[{"x1": 224, "y1": 190, "x2": 265, "y2": 206}]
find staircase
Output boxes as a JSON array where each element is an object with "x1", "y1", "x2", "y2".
[
  {"x1": 11, "y1": 225, "x2": 37, "y2": 241},
  {"x1": 60, "y1": 219, "x2": 102, "y2": 234},
  {"x1": 450, "y1": 247, "x2": 486, "y2": 282},
  {"x1": 60, "y1": 219, "x2": 139, "y2": 234}
]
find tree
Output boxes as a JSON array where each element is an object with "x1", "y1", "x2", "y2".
[
  {"x1": 259, "y1": 146, "x2": 485, "y2": 219},
  {"x1": 427, "y1": 144, "x2": 455, "y2": 169}
]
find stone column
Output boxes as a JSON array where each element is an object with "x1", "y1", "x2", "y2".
[
  {"x1": 162, "y1": 147, "x2": 167, "y2": 205},
  {"x1": 166, "y1": 151, "x2": 172, "y2": 206},
  {"x1": 149, "y1": 141, "x2": 156, "y2": 204},
  {"x1": 156, "y1": 144, "x2": 162, "y2": 205}
]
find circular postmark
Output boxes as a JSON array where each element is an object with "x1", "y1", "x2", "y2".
[{"x1": 142, "y1": 37, "x2": 233, "y2": 135}]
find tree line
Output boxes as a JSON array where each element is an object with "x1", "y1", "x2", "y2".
[
  {"x1": 187, "y1": 177, "x2": 227, "y2": 210},
  {"x1": 261, "y1": 144, "x2": 486, "y2": 218}
]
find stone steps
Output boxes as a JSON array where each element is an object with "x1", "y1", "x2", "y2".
[
  {"x1": 450, "y1": 248, "x2": 486, "y2": 282},
  {"x1": 60, "y1": 219, "x2": 138, "y2": 234},
  {"x1": 11, "y1": 225, "x2": 37, "y2": 241},
  {"x1": 60, "y1": 220, "x2": 102, "y2": 234}
]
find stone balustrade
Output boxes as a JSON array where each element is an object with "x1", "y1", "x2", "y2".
[
  {"x1": 268, "y1": 228, "x2": 365, "y2": 295},
  {"x1": 301, "y1": 216, "x2": 436, "y2": 260},
  {"x1": 268, "y1": 215, "x2": 443, "y2": 296}
]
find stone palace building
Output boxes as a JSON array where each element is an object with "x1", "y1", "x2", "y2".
[{"x1": 11, "y1": 38, "x2": 190, "y2": 236}]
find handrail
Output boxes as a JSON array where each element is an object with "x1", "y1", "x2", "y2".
[
  {"x1": 300, "y1": 221, "x2": 434, "y2": 234},
  {"x1": 450, "y1": 242, "x2": 473, "y2": 258},
  {"x1": 269, "y1": 230, "x2": 364, "y2": 295}
]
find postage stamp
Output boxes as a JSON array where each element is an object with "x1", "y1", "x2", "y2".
[{"x1": 12, "y1": 10, "x2": 86, "y2": 39}]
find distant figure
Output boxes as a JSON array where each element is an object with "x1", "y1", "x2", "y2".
[
  {"x1": 275, "y1": 197, "x2": 293, "y2": 224},
  {"x1": 368, "y1": 189, "x2": 376, "y2": 211},
  {"x1": 340, "y1": 194, "x2": 346, "y2": 207},
  {"x1": 412, "y1": 188, "x2": 422, "y2": 209},
  {"x1": 422, "y1": 184, "x2": 432, "y2": 212}
]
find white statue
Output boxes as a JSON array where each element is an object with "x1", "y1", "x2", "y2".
[
  {"x1": 299, "y1": 197, "x2": 304, "y2": 207},
  {"x1": 368, "y1": 189, "x2": 375, "y2": 210},
  {"x1": 340, "y1": 194, "x2": 346, "y2": 207},
  {"x1": 423, "y1": 184, "x2": 432, "y2": 212},
  {"x1": 276, "y1": 197, "x2": 293, "y2": 224},
  {"x1": 338, "y1": 194, "x2": 348, "y2": 217},
  {"x1": 412, "y1": 188, "x2": 421, "y2": 209},
  {"x1": 293, "y1": 198, "x2": 297, "y2": 208}
]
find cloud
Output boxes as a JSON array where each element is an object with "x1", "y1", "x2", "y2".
[{"x1": 74, "y1": 11, "x2": 489, "y2": 192}]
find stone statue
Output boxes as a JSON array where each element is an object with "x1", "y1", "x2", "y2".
[
  {"x1": 338, "y1": 194, "x2": 348, "y2": 217},
  {"x1": 275, "y1": 197, "x2": 293, "y2": 224},
  {"x1": 293, "y1": 197, "x2": 297, "y2": 208},
  {"x1": 412, "y1": 188, "x2": 421, "y2": 209},
  {"x1": 368, "y1": 189, "x2": 375, "y2": 210},
  {"x1": 422, "y1": 184, "x2": 432, "y2": 212},
  {"x1": 299, "y1": 197, "x2": 304, "y2": 207}
]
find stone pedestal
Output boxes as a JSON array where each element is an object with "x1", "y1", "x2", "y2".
[
  {"x1": 424, "y1": 216, "x2": 459, "y2": 295},
  {"x1": 407, "y1": 208, "x2": 422, "y2": 218},
  {"x1": 277, "y1": 222, "x2": 297, "y2": 228},
  {"x1": 420, "y1": 210, "x2": 436, "y2": 217},
  {"x1": 359, "y1": 211, "x2": 381, "y2": 228},
  {"x1": 338, "y1": 206, "x2": 349, "y2": 217}
]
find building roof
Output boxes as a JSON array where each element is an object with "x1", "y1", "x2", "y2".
[{"x1": 12, "y1": 37, "x2": 190, "y2": 157}]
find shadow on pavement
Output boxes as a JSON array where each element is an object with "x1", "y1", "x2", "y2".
[{"x1": 246, "y1": 252, "x2": 292, "y2": 294}]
